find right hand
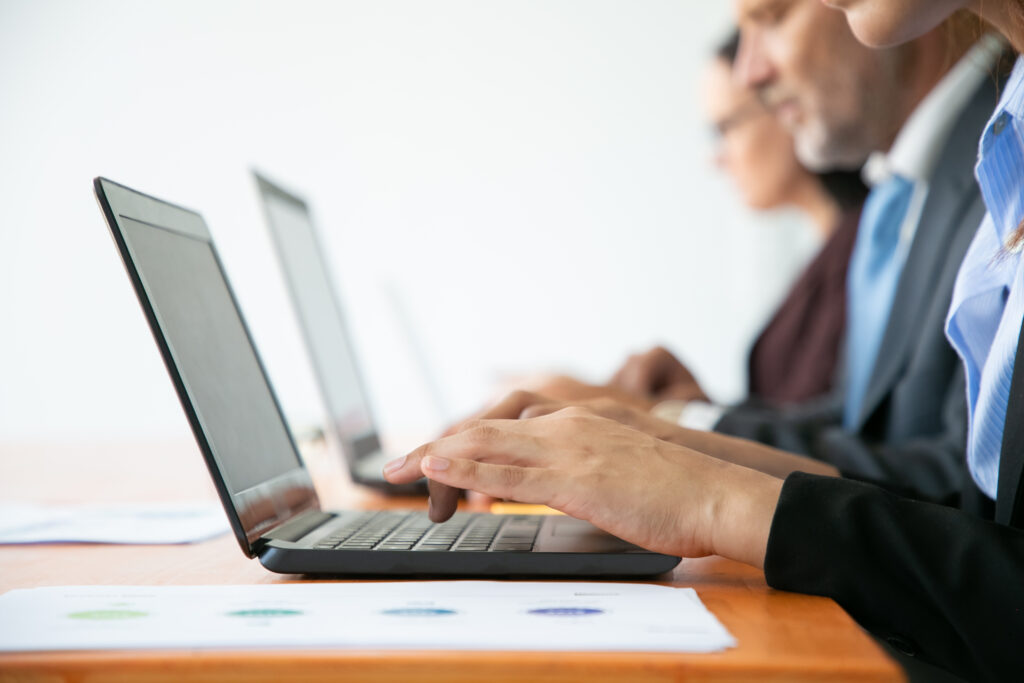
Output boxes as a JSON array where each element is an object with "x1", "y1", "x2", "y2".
[
  {"x1": 609, "y1": 346, "x2": 709, "y2": 402},
  {"x1": 434, "y1": 389, "x2": 678, "y2": 509},
  {"x1": 383, "y1": 405, "x2": 783, "y2": 567}
]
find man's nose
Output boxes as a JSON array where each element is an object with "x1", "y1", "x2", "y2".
[{"x1": 734, "y1": 28, "x2": 775, "y2": 88}]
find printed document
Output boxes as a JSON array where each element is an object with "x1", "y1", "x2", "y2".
[
  {"x1": 0, "y1": 582, "x2": 736, "y2": 652},
  {"x1": 0, "y1": 502, "x2": 228, "y2": 545}
]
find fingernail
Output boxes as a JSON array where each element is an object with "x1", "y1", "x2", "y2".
[
  {"x1": 422, "y1": 455, "x2": 450, "y2": 471},
  {"x1": 383, "y1": 455, "x2": 406, "y2": 475}
]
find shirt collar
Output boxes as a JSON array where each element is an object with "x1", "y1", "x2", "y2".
[
  {"x1": 862, "y1": 34, "x2": 1006, "y2": 187},
  {"x1": 975, "y1": 55, "x2": 1024, "y2": 245}
]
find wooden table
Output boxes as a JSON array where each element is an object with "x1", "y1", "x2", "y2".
[{"x1": 0, "y1": 439, "x2": 903, "y2": 682}]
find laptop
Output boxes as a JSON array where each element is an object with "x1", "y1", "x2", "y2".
[
  {"x1": 253, "y1": 172, "x2": 423, "y2": 494},
  {"x1": 93, "y1": 177, "x2": 680, "y2": 577}
]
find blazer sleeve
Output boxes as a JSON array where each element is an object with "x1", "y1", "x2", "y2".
[
  {"x1": 713, "y1": 368, "x2": 969, "y2": 506},
  {"x1": 764, "y1": 472, "x2": 1024, "y2": 682}
]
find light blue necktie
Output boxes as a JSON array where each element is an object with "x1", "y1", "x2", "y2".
[{"x1": 843, "y1": 174, "x2": 916, "y2": 430}]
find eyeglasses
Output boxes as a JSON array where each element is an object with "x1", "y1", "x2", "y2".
[{"x1": 711, "y1": 100, "x2": 768, "y2": 138}]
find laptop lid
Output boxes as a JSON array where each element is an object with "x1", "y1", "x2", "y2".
[
  {"x1": 252, "y1": 173, "x2": 385, "y2": 476},
  {"x1": 93, "y1": 177, "x2": 318, "y2": 558}
]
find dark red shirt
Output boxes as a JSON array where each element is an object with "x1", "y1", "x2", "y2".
[{"x1": 747, "y1": 207, "x2": 861, "y2": 404}]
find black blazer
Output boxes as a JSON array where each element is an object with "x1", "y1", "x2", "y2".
[
  {"x1": 764, "y1": 317, "x2": 1024, "y2": 682},
  {"x1": 714, "y1": 75, "x2": 1002, "y2": 506}
]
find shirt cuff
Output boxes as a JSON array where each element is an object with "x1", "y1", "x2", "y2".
[
  {"x1": 674, "y1": 401, "x2": 727, "y2": 431},
  {"x1": 651, "y1": 400, "x2": 726, "y2": 431}
]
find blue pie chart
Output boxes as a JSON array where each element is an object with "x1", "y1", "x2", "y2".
[{"x1": 528, "y1": 607, "x2": 604, "y2": 616}]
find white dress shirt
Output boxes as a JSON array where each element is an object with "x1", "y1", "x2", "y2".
[{"x1": 945, "y1": 56, "x2": 1024, "y2": 499}]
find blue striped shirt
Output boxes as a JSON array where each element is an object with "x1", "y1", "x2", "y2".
[{"x1": 945, "y1": 56, "x2": 1024, "y2": 499}]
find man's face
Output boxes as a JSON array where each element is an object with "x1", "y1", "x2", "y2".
[{"x1": 734, "y1": 0, "x2": 908, "y2": 170}]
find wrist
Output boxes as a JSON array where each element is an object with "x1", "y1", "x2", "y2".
[{"x1": 706, "y1": 465, "x2": 784, "y2": 569}]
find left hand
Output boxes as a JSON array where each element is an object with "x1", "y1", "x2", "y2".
[
  {"x1": 438, "y1": 377, "x2": 654, "y2": 439},
  {"x1": 609, "y1": 346, "x2": 709, "y2": 403}
]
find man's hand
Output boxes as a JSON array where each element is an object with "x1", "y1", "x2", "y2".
[
  {"x1": 609, "y1": 346, "x2": 709, "y2": 402},
  {"x1": 429, "y1": 390, "x2": 836, "y2": 513},
  {"x1": 474, "y1": 389, "x2": 679, "y2": 441},
  {"x1": 528, "y1": 374, "x2": 657, "y2": 410},
  {"x1": 440, "y1": 376, "x2": 655, "y2": 438},
  {"x1": 383, "y1": 407, "x2": 783, "y2": 568}
]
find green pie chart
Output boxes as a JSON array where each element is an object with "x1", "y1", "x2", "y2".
[
  {"x1": 226, "y1": 608, "x2": 303, "y2": 618},
  {"x1": 68, "y1": 609, "x2": 148, "y2": 620}
]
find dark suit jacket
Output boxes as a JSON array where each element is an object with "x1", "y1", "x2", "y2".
[
  {"x1": 714, "y1": 75, "x2": 1002, "y2": 506},
  {"x1": 763, "y1": 318, "x2": 1024, "y2": 682}
]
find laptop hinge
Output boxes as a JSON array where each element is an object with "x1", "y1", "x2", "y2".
[{"x1": 259, "y1": 510, "x2": 334, "y2": 545}]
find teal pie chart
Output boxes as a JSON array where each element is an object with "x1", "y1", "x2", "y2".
[
  {"x1": 226, "y1": 608, "x2": 303, "y2": 618},
  {"x1": 380, "y1": 607, "x2": 457, "y2": 617}
]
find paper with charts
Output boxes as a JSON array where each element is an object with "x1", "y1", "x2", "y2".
[
  {"x1": 0, "y1": 582, "x2": 736, "y2": 652},
  {"x1": 0, "y1": 502, "x2": 228, "y2": 545}
]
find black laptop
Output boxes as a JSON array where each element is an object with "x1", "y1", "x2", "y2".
[
  {"x1": 93, "y1": 177, "x2": 680, "y2": 577},
  {"x1": 253, "y1": 172, "x2": 424, "y2": 495}
]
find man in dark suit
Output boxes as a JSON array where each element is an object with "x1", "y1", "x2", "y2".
[{"x1": 592, "y1": 3, "x2": 1007, "y2": 507}]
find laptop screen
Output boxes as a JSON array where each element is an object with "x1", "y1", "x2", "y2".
[
  {"x1": 98, "y1": 177, "x2": 317, "y2": 553},
  {"x1": 121, "y1": 217, "x2": 303, "y2": 492},
  {"x1": 256, "y1": 178, "x2": 380, "y2": 465}
]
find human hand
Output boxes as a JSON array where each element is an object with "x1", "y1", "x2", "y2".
[
  {"x1": 432, "y1": 389, "x2": 669, "y2": 509},
  {"x1": 440, "y1": 376, "x2": 654, "y2": 439},
  {"x1": 432, "y1": 390, "x2": 836, "y2": 509},
  {"x1": 528, "y1": 374, "x2": 657, "y2": 410},
  {"x1": 463, "y1": 389, "x2": 678, "y2": 441},
  {"x1": 383, "y1": 407, "x2": 783, "y2": 567},
  {"x1": 609, "y1": 346, "x2": 709, "y2": 403}
]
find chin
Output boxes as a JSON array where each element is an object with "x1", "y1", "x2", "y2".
[
  {"x1": 844, "y1": 8, "x2": 924, "y2": 47},
  {"x1": 792, "y1": 118, "x2": 870, "y2": 172},
  {"x1": 744, "y1": 196, "x2": 775, "y2": 212},
  {"x1": 825, "y1": 0, "x2": 961, "y2": 48},
  {"x1": 793, "y1": 136, "x2": 834, "y2": 173}
]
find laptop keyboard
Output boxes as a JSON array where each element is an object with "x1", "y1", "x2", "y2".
[{"x1": 312, "y1": 512, "x2": 542, "y2": 552}]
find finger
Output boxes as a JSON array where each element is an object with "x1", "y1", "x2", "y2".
[
  {"x1": 466, "y1": 490, "x2": 499, "y2": 507},
  {"x1": 474, "y1": 390, "x2": 550, "y2": 422},
  {"x1": 420, "y1": 455, "x2": 560, "y2": 507},
  {"x1": 522, "y1": 401, "x2": 630, "y2": 428},
  {"x1": 608, "y1": 355, "x2": 637, "y2": 390},
  {"x1": 439, "y1": 420, "x2": 465, "y2": 438},
  {"x1": 615, "y1": 357, "x2": 653, "y2": 395},
  {"x1": 382, "y1": 420, "x2": 550, "y2": 485},
  {"x1": 648, "y1": 347, "x2": 693, "y2": 388},
  {"x1": 519, "y1": 400, "x2": 567, "y2": 419},
  {"x1": 437, "y1": 390, "x2": 548, "y2": 438},
  {"x1": 426, "y1": 478, "x2": 462, "y2": 522},
  {"x1": 438, "y1": 403, "x2": 495, "y2": 437}
]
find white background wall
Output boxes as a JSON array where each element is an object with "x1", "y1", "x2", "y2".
[{"x1": 0, "y1": 0, "x2": 817, "y2": 446}]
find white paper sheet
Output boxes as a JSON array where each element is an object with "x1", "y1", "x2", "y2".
[
  {"x1": 0, "y1": 582, "x2": 736, "y2": 653},
  {"x1": 0, "y1": 502, "x2": 229, "y2": 545}
]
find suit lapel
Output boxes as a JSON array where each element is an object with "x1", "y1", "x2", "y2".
[
  {"x1": 996, "y1": 317, "x2": 1024, "y2": 526},
  {"x1": 854, "y1": 77, "x2": 1000, "y2": 428}
]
